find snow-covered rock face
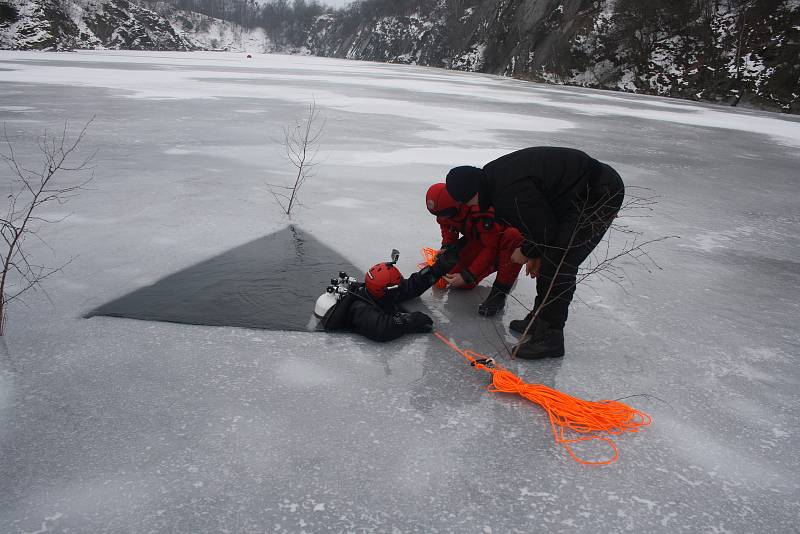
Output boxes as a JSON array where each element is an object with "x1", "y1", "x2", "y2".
[
  {"x1": 308, "y1": 0, "x2": 799, "y2": 113},
  {"x1": 0, "y1": 0, "x2": 71, "y2": 50},
  {"x1": 0, "y1": 0, "x2": 270, "y2": 52},
  {"x1": 307, "y1": 8, "x2": 450, "y2": 66},
  {"x1": 565, "y1": 1, "x2": 800, "y2": 113},
  {"x1": 0, "y1": 0, "x2": 193, "y2": 50}
]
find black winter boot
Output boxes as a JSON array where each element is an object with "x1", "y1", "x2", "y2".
[
  {"x1": 509, "y1": 311, "x2": 535, "y2": 334},
  {"x1": 514, "y1": 320, "x2": 565, "y2": 360},
  {"x1": 478, "y1": 283, "x2": 511, "y2": 316}
]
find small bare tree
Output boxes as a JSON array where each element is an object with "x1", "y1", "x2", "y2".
[
  {"x1": 267, "y1": 100, "x2": 325, "y2": 218},
  {"x1": 0, "y1": 119, "x2": 95, "y2": 335}
]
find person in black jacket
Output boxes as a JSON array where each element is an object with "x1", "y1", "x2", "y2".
[
  {"x1": 320, "y1": 246, "x2": 461, "y2": 342},
  {"x1": 445, "y1": 147, "x2": 625, "y2": 359}
]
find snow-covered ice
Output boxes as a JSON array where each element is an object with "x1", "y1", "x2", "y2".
[{"x1": 0, "y1": 51, "x2": 798, "y2": 532}]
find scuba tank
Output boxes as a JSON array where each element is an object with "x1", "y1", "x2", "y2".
[
  {"x1": 314, "y1": 271, "x2": 358, "y2": 318},
  {"x1": 315, "y1": 271, "x2": 360, "y2": 330}
]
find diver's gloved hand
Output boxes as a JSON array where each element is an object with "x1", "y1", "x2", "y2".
[
  {"x1": 431, "y1": 237, "x2": 467, "y2": 278},
  {"x1": 399, "y1": 311, "x2": 433, "y2": 333}
]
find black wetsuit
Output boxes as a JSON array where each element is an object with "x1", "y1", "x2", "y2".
[{"x1": 322, "y1": 267, "x2": 441, "y2": 342}]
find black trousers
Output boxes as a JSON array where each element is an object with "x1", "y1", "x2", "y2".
[{"x1": 535, "y1": 164, "x2": 625, "y2": 328}]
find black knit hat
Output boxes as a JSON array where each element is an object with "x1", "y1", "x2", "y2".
[{"x1": 446, "y1": 166, "x2": 483, "y2": 202}]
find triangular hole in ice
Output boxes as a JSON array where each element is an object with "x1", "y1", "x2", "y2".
[{"x1": 85, "y1": 225, "x2": 361, "y2": 332}]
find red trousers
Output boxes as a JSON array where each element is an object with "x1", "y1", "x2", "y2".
[{"x1": 448, "y1": 228, "x2": 524, "y2": 289}]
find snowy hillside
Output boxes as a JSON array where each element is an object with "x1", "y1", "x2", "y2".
[
  {"x1": 0, "y1": 0, "x2": 269, "y2": 52},
  {"x1": 169, "y1": 10, "x2": 271, "y2": 52},
  {"x1": 0, "y1": 51, "x2": 798, "y2": 532}
]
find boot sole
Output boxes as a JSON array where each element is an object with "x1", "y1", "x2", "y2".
[{"x1": 515, "y1": 349, "x2": 565, "y2": 360}]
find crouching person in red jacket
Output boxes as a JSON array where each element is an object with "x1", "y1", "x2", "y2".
[
  {"x1": 318, "y1": 246, "x2": 462, "y2": 342},
  {"x1": 426, "y1": 183, "x2": 523, "y2": 316}
]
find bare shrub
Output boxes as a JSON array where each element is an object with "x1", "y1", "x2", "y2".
[
  {"x1": 266, "y1": 99, "x2": 325, "y2": 218},
  {"x1": 0, "y1": 118, "x2": 95, "y2": 335}
]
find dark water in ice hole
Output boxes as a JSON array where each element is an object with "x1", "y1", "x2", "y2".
[{"x1": 85, "y1": 226, "x2": 363, "y2": 332}]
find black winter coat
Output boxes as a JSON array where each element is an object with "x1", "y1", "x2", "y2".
[
  {"x1": 478, "y1": 147, "x2": 622, "y2": 259},
  {"x1": 325, "y1": 267, "x2": 437, "y2": 342}
]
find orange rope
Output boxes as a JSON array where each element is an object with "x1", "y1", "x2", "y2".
[
  {"x1": 420, "y1": 247, "x2": 448, "y2": 288},
  {"x1": 433, "y1": 331, "x2": 651, "y2": 465}
]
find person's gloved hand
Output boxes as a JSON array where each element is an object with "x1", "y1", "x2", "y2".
[{"x1": 400, "y1": 311, "x2": 433, "y2": 333}]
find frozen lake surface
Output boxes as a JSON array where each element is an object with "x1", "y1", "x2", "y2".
[{"x1": 0, "y1": 51, "x2": 798, "y2": 532}]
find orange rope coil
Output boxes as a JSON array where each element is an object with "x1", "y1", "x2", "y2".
[{"x1": 434, "y1": 331, "x2": 651, "y2": 466}]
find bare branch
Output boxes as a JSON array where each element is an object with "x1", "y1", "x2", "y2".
[
  {"x1": 267, "y1": 99, "x2": 325, "y2": 218},
  {"x1": 0, "y1": 118, "x2": 94, "y2": 334},
  {"x1": 508, "y1": 188, "x2": 674, "y2": 358}
]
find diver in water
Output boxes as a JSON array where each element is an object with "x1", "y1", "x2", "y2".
[{"x1": 315, "y1": 246, "x2": 462, "y2": 342}]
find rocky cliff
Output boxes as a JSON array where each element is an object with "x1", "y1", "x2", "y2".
[
  {"x1": 308, "y1": 0, "x2": 800, "y2": 113},
  {"x1": 0, "y1": 0, "x2": 195, "y2": 50},
  {"x1": 0, "y1": 0, "x2": 269, "y2": 51}
]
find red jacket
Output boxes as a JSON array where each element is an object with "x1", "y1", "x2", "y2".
[{"x1": 437, "y1": 206, "x2": 513, "y2": 278}]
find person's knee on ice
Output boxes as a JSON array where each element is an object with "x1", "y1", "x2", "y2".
[
  {"x1": 441, "y1": 242, "x2": 483, "y2": 288},
  {"x1": 479, "y1": 227, "x2": 525, "y2": 316},
  {"x1": 477, "y1": 280, "x2": 513, "y2": 316}
]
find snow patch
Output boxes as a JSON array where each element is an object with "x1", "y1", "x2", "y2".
[
  {"x1": 275, "y1": 360, "x2": 340, "y2": 387},
  {"x1": 321, "y1": 197, "x2": 366, "y2": 209},
  {"x1": 164, "y1": 147, "x2": 192, "y2": 155},
  {"x1": 0, "y1": 105, "x2": 37, "y2": 112},
  {"x1": 170, "y1": 11, "x2": 271, "y2": 53},
  {"x1": 685, "y1": 226, "x2": 756, "y2": 252}
]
